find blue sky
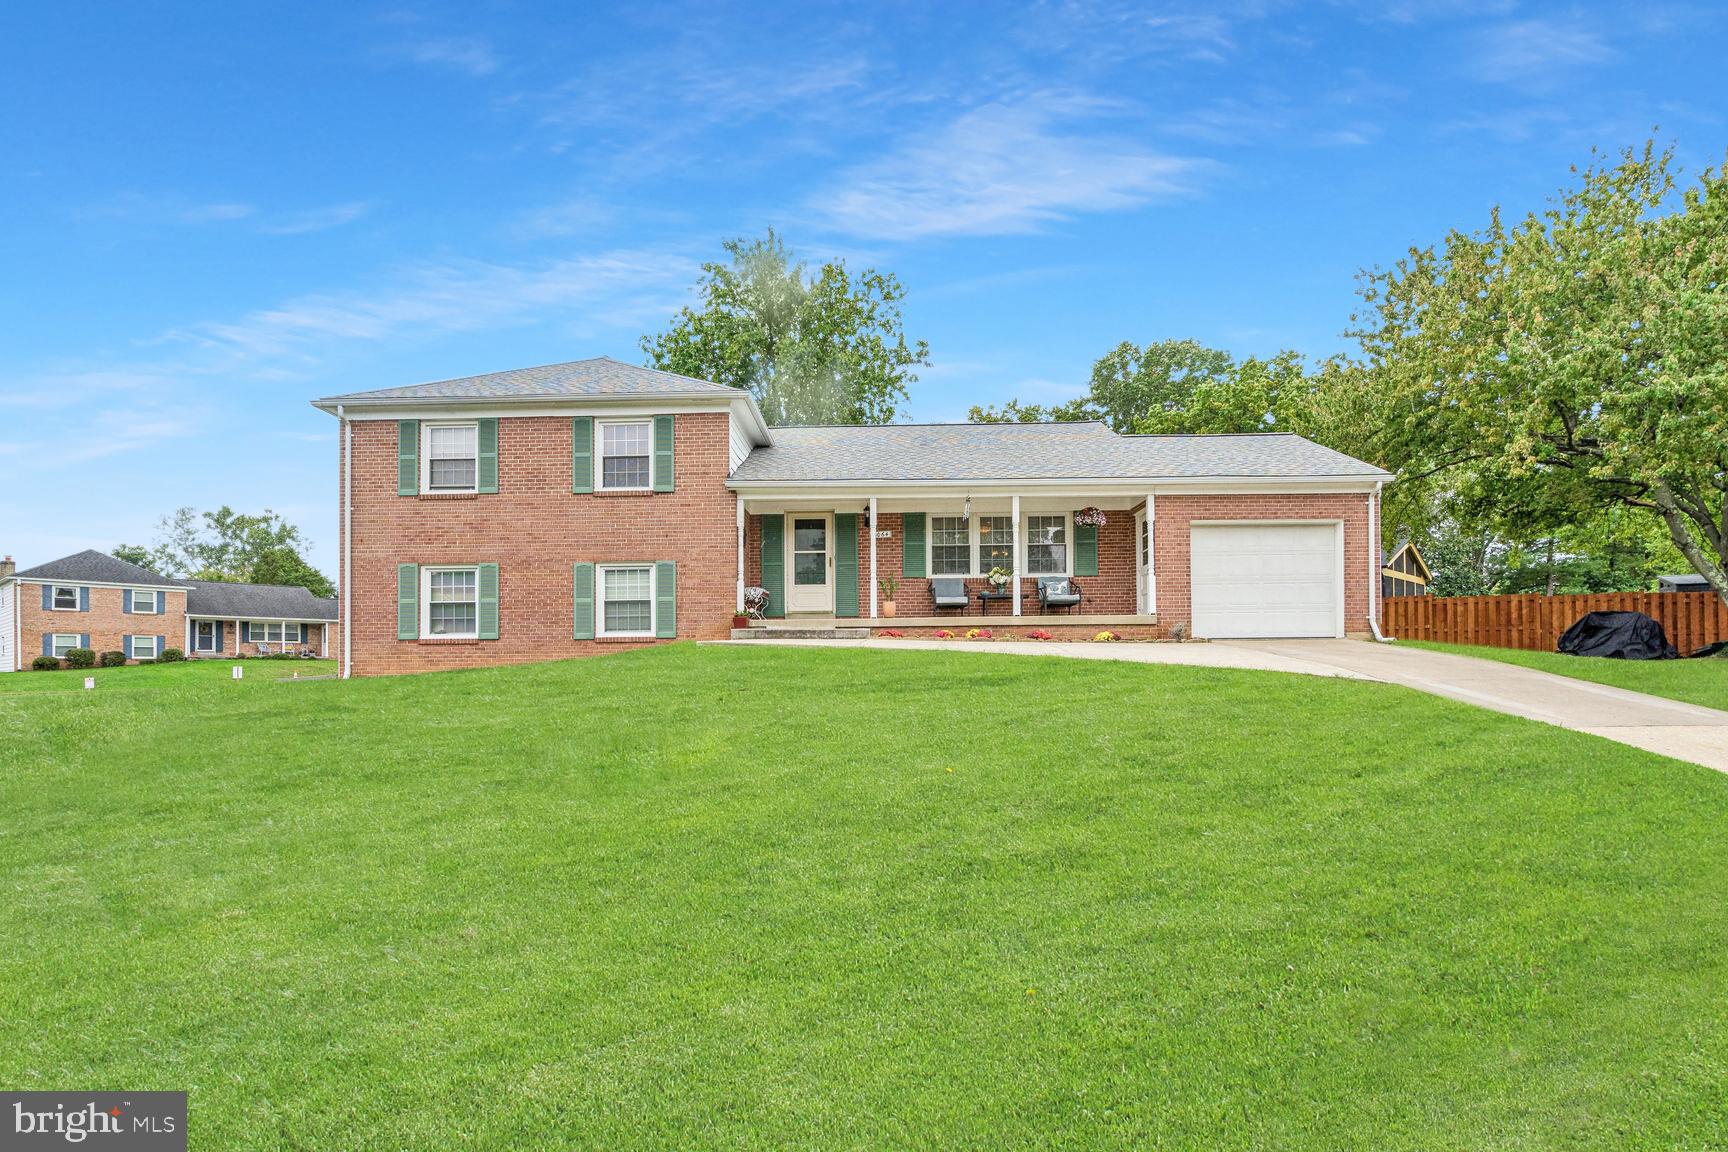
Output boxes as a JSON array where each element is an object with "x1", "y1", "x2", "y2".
[{"x1": 4, "y1": 2, "x2": 1724, "y2": 577}]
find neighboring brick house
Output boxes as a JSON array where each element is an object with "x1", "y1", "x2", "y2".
[
  {"x1": 314, "y1": 357, "x2": 1392, "y2": 678},
  {"x1": 0, "y1": 550, "x2": 337, "y2": 671}
]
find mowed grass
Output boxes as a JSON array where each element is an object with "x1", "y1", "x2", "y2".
[
  {"x1": 1406, "y1": 640, "x2": 1728, "y2": 712},
  {"x1": 3, "y1": 645, "x2": 1726, "y2": 1150},
  {"x1": 0, "y1": 657, "x2": 336, "y2": 695}
]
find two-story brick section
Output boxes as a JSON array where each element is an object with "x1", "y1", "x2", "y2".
[{"x1": 315, "y1": 358, "x2": 1392, "y2": 678}]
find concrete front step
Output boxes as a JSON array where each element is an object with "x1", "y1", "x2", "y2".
[{"x1": 730, "y1": 626, "x2": 872, "y2": 640}]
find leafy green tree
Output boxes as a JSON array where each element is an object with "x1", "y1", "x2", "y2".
[
  {"x1": 642, "y1": 229, "x2": 929, "y2": 425},
  {"x1": 112, "y1": 543, "x2": 153, "y2": 568},
  {"x1": 250, "y1": 545, "x2": 336, "y2": 598},
  {"x1": 1352, "y1": 141, "x2": 1728, "y2": 605}
]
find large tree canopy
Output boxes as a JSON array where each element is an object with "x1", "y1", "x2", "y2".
[
  {"x1": 642, "y1": 230, "x2": 929, "y2": 426},
  {"x1": 130, "y1": 506, "x2": 335, "y2": 597},
  {"x1": 1353, "y1": 142, "x2": 1728, "y2": 604}
]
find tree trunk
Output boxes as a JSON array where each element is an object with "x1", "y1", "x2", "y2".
[
  {"x1": 1649, "y1": 482, "x2": 1728, "y2": 610},
  {"x1": 1544, "y1": 538, "x2": 1556, "y2": 596}
]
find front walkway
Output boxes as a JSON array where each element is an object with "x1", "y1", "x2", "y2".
[{"x1": 716, "y1": 636, "x2": 1728, "y2": 773}]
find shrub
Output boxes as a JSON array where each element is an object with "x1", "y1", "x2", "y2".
[
  {"x1": 157, "y1": 648, "x2": 186, "y2": 663},
  {"x1": 64, "y1": 648, "x2": 96, "y2": 669},
  {"x1": 30, "y1": 655, "x2": 61, "y2": 672},
  {"x1": 1025, "y1": 629, "x2": 1053, "y2": 641},
  {"x1": 99, "y1": 650, "x2": 126, "y2": 667},
  {"x1": 1092, "y1": 630, "x2": 1120, "y2": 643}
]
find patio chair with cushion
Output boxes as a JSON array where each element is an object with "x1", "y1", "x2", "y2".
[
  {"x1": 1036, "y1": 577, "x2": 1083, "y2": 614},
  {"x1": 930, "y1": 577, "x2": 970, "y2": 614}
]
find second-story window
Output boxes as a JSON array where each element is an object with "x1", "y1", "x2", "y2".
[
  {"x1": 51, "y1": 585, "x2": 79, "y2": 610},
  {"x1": 599, "y1": 420, "x2": 652, "y2": 490},
  {"x1": 424, "y1": 423, "x2": 478, "y2": 493}
]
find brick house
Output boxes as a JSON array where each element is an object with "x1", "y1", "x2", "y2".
[
  {"x1": 313, "y1": 357, "x2": 1391, "y2": 679},
  {"x1": 0, "y1": 550, "x2": 337, "y2": 671}
]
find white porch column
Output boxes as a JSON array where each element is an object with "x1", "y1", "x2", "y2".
[
  {"x1": 1011, "y1": 494, "x2": 1022, "y2": 616},
  {"x1": 868, "y1": 497, "x2": 879, "y2": 619},
  {"x1": 1146, "y1": 493, "x2": 1157, "y2": 615},
  {"x1": 735, "y1": 494, "x2": 745, "y2": 614}
]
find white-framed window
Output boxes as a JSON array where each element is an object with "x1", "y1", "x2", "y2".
[
  {"x1": 49, "y1": 633, "x2": 80, "y2": 658},
  {"x1": 598, "y1": 564, "x2": 655, "y2": 637},
  {"x1": 131, "y1": 635, "x2": 159, "y2": 660},
  {"x1": 245, "y1": 622, "x2": 304, "y2": 644},
  {"x1": 922, "y1": 512, "x2": 1072, "y2": 576},
  {"x1": 930, "y1": 516, "x2": 969, "y2": 575},
  {"x1": 1026, "y1": 515, "x2": 1069, "y2": 575},
  {"x1": 50, "y1": 585, "x2": 79, "y2": 611},
  {"x1": 422, "y1": 567, "x2": 479, "y2": 638},
  {"x1": 422, "y1": 422, "x2": 479, "y2": 493},
  {"x1": 128, "y1": 589, "x2": 158, "y2": 614},
  {"x1": 598, "y1": 420, "x2": 652, "y2": 490}
]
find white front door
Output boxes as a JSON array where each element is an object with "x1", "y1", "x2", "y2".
[
  {"x1": 1190, "y1": 522, "x2": 1343, "y2": 639},
  {"x1": 786, "y1": 513, "x2": 834, "y2": 613}
]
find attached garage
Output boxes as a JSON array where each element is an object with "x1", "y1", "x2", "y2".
[{"x1": 1190, "y1": 522, "x2": 1343, "y2": 639}]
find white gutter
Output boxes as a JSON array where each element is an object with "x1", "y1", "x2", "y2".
[
  {"x1": 726, "y1": 473, "x2": 1392, "y2": 492},
  {"x1": 340, "y1": 404, "x2": 353, "y2": 680}
]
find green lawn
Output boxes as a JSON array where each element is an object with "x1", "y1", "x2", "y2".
[
  {"x1": 0, "y1": 657, "x2": 336, "y2": 695},
  {"x1": 3, "y1": 645, "x2": 1726, "y2": 1149},
  {"x1": 1405, "y1": 640, "x2": 1728, "y2": 711}
]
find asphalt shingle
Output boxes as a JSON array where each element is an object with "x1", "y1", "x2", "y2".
[
  {"x1": 182, "y1": 581, "x2": 337, "y2": 621},
  {"x1": 316, "y1": 356, "x2": 740, "y2": 403},
  {"x1": 727, "y1": 422, "x2": 1389, "y2": 483},
  {"x1": 14, "y1": 549, "x2": 179, "y2": 586}
]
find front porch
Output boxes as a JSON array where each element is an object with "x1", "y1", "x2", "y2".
[{"x1": 733, "y1": 491, "x2": 1158, "y2": 625}]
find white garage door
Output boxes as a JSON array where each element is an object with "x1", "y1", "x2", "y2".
[{"x1": 1191, "y1": 523, "x2": 1342, "y2": 639}]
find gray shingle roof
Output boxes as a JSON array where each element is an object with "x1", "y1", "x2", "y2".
[
  {"x1": 183, "y1": 580, "x2": 337, "y2": 621},
  {"x1": 728, "y1": 422, "x2": 1389, "y2": 483},
  {"x1": 316, "y1": 356, "x2": 739, "y2": 404},
  {"x1": 14, "y1": 549, "x2": 179, "y2": 586}
]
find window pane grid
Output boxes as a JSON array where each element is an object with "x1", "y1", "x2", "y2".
[
  {"x1": 601, "y1": 567, "x2": 653, "y2": 634},
  {"x1": 600, "y1": 422, "x2": 652, "y2": 488},
  {"x1": 427, "y1": 569, "x2": 479, "y2": 636},
  {"x1": 1027, "y1": 515, "x2": 1067, "y2": 574},
  {"x1": 426, "y1": 424, "x2": 478, "y2": 490},
  {"x1": 979, "y1": 515, "x2": 1014, "y2": 573},
  {"x1": 930, "y1": 516, "x2": 969, "y2": 575}
]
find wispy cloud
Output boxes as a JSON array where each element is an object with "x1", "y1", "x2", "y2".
[
  {"x1": 1473, "y1": 18, "x2": 1612, "y2": 82},
  {"x1": 257, "y1": 201, "x2": 371, "y2": 235},
  {"x1": 388, "y1": 35, "x2": 500, "y2": 77},
  {"x1": 180, "y1": 202, "x2": 257, "y2": 223},
  {"x1": 814, "y1": 93, "x2": 1203, "y2": 240},
  {"x1": 74, "y1": 194, "x2": 370, "y2": 235}
]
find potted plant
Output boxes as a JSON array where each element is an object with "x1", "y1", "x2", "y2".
[
  {"x1": 987, "y1": 565, "x2": 1011, "y2": 592},
  {"x1": 878, "y1": 575, "x2": 899, "y2": 618}
]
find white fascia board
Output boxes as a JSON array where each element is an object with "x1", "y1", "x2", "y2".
[
  {"x1": 729, "y1": 476, "x2": 1388, "y2": 499},
  {"x1": 17, "y1": 577, "x2": 186, "y2": 592},
  {"x1": 311, "y1": 392, "x2": 774, "y2": 445}
]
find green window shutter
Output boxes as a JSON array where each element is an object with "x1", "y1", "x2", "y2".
[
  {"x1": 477, "y1": 563, "x2": 500, "y2": 640},
  {"x1": 397, "y1": 563, "x2": 419, "y2": 640},
  {"x1": 397, "y1": 421, "x2": 419, "y2": 496},
  {"x1": 834, "y1": 513, "x2": 859, "y2": 618},
  {"x1": 477, "y1": 418, "x2": 498, "y2": 493},
  {"x1": 571, "y1": 417, "x2": 594, "y2": 494},
  {"x1": 760, "y1": 514, "x2": 786, "y2": 618},
  {"x1": 652, "y1": 414, "x2": 675, "y2": 492},
  {"x1": 572, "y1": 563, "x2": 595, "y2": 639},
  {"x1": 901, "y1": 512, "x2": 926, "y2": 578},
  {"x1": 655, "y1": 561, "x2": 677, "y2": 638},
  {"x1": 1075, "y1": 522, "x2": 1099, "y2": 577}
]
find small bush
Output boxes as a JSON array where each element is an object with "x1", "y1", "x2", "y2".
[
  {"x1": 1092, "y1": 630, "x2": 1120, "y2": 643},
  {"x1": 934, "y1": 629, "x2": 957, "y2": 639},
  {"x1": 64, "y1": 648, "x2": 96, "y2": 669},
  {"x1": 99, "y1": 650, "x2": 127, "y2": 667},
  {"x1": 964, "y1": 628, "x2": 992, "y2": 640},
  {"x1": 157, "y1": 648, "x2": 186, "y2": 663},
  {"x1": 1025, "y1": 629, "x2": 1053, "y2": 641},
  {"x1": 31, "y1": 655, "x2": 61, "y2": 672},
  {"x1": 877, "y1": 629, "x2": 904, "y2": 638}
]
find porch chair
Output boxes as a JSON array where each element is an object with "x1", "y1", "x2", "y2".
[
  {"x1": 1036, "y1": 577, "x2": 1083, "y2": 614},
  {"x1": 929, "y1": 577, "x2": 970, "y2": 614}
]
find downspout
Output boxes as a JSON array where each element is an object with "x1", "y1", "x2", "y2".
[
  {"x1": 340, "y1": 404, "x2": 353, "y2": 678},
  {"x1": 1368, "y1": 481, "x2": 1392, "y2": 642}
]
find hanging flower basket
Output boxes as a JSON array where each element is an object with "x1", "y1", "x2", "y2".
[{"x1": 1074, "y1": 506, "x2": 1108, "y2": 527}]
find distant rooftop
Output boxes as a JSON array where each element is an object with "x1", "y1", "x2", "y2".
[
  {"x1": 315, "y1": 356, "x2": 741, "y2": 404},
  {"x1": 182, "y1": 580, "x2": 337, "y2": 621},
  {"x1": 728, "y1": 422, "x2": 1390, "y2": 484},
  {"x1": 14, "y1": 549, "x2": 179, "y2": 587}
]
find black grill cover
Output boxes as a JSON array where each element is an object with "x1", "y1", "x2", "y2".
[{"x1": 1556, "y1": 611, "x2": 1678, "y2": 660}]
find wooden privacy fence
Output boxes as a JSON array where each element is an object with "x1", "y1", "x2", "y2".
[{"x1": 1382, "y1": 591, "x2": 1728, "y2": 654}]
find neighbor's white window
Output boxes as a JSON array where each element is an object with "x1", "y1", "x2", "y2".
[
  {"x1": 51, "y1": 585, "x2": 78, "y2": 610},
  {"x1": 128, "y1": 589, "x2": 158, "y2": 614},
  {"x1": 1026, "y1": 515, "x2": 1069, "y2": 575},
  {"x1": 423, "y1": 567, "x2": 479, "y2": 638},
  {"x1": 131, "y1": 635, "x2": 159, "y2": 660},
  {"x1": 598, "y1": 565, "x2": 654, "y2": 637},
  {"x1": 246, "y1": 622, "x2": 304, "y2": 644},
  {"x1": 423, "y1": 423, "x2": 479, "y2": 493},
  {"x1": 979, "y1": 515, "x2": 1015, "y2": 575},
  {"x1": 50, "y1": 633, "x2": 80, "y2": 657},
  {"x1": 598, "y1": 420, "x2": 652, "y2": 490},
  {"x1": 930, "y1": 516, "x2": 970, "y2": 575}
]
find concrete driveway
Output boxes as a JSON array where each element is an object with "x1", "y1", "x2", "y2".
[{"x1": 1227, "y1": 638, "x2": 1728, "y2": 773}]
